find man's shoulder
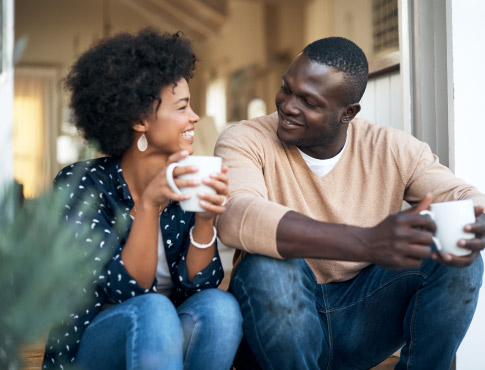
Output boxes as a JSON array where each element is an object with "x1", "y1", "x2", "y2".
[{"x1": 350, "y1": 117, "x2": 424, "y2": 149}]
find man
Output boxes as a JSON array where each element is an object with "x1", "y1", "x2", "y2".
[{"x1": 215, "y1": 37, "x2": 485, "y2": 369}]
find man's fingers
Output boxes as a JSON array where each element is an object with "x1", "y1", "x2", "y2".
[
  {"x1": 435, "y1": 251, "x2": 479, "y2": 267},
  {"x1": 474, "y1": 205, "x2": 484, "y2": 217},
  {"x1": 401, "y1": 213, "x2": 436, "y2": 233},
  {"x1": 405, "y1": 243, "x2": 433, "y2": 259},
  {"x1": 459, "y1": 238, "x2": 485, "y2": 252},
  {"x1": 408, "y1": 193, "x2": 433, "y2": 214}
]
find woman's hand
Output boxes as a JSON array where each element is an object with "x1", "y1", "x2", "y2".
[
  {"x1": 195, "y1": 165, "x2": 230, "y2": 220},
  {"x1": 139, "y1": 150, "x2": 197, "y2": 211}
]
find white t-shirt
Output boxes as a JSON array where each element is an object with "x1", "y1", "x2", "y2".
[
  {"x1": 155, "y1": 222, "x2": 173, "y2": 296},
  {"x1": 297, "y1": 139, "x2": 347, "y2": 177},
  {"x1": 130, "y1": 214, "x2": 173, "y2": 296}
]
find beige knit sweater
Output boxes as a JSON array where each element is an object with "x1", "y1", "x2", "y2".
[{"x1": 215, "y1": 112, "x2": 485, "y2": 283}]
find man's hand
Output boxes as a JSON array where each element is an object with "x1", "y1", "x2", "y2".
[
  {"x1": 357, "y1": 194, "x2": 436, "y2": 269},
  {"x1": 431, "y1": 206, "x2": 485, "y2": 267}
]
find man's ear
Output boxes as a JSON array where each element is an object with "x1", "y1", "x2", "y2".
[{"x1": 341, "y1": 103, "x2": 361, "y2": 123}]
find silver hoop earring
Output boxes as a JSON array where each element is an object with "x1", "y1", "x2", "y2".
[{"x1": 137, "y1": 133, "x2": 148, "y2": 152}]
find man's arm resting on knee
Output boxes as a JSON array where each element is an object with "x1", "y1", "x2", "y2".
[{"x1": 276, "y1": 195, "x2": 437, "y2": 270}]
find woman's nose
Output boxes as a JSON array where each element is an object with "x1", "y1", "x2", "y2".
[{"x1": 190, "y1": 107, "x2": 200, "y2": 122}]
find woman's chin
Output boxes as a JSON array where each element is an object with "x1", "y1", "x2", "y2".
[{"x1": 181, "y1": 143, "x2": 194, "y2": 155}]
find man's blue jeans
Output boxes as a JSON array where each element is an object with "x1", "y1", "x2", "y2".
[
  {"x1": 76, "y1": 289, "x2": 243, "y2": 370},
  {"x1": 229, "y1": 254, "x2": 483, "y2": 370}
]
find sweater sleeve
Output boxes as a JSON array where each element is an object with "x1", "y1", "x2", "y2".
[
  {"x1": 392, "y1": 131, "x2": 485, "y2": 207},
  {"x1": 214, "y1": 122, "x2": 290, "y2": 258}
]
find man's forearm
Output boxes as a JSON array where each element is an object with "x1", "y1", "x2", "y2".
[
  {"x1": 276, "y1": 210, "x2": 365, "y2": 261},
  {"x1": 276, "y1": 202, "x2": 436, "y2": 271}
]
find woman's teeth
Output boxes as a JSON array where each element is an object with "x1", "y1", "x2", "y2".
[{"x1": 181, "y1": 130, "x2": 194, "y2": 139}]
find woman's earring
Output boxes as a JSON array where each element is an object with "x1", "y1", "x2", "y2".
[{"x1": 137, "y1": 133, "x2": 148, "y2": 152}]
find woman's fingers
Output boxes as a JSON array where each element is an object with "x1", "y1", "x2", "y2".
[
  {"x1": 167, "y1": 150, "x2": 189, "y2": 164},
  {"x1": 197, "y1": 191, "x2": 228, "y2": 213},
  {"x1": 201, "y1": 173, "x2": 228, "y2": 193}
]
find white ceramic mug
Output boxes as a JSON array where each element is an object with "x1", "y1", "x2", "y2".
[
  {"x1": 166, "y1": 156, "x2": 222, "y2": 212},
  {"x1": 419, "y1": 199, "x2": 476, "y2": 256}
]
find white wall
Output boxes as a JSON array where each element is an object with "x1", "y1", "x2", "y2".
[
  {"x1": 450, "y1": 1, "x2": 485, "y2": 368},
  {"x1": 0, "y1": 0, "x2": 14, "y2": 189},
  {"x1": 359, "y1": 71, "x2": 403, "y2": 130}
]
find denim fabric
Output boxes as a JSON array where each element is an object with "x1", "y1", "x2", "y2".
[
  {"x1": 230, "y1": 254, "x2": 483, "y2": 370},
  {"x1": 76, "y1": 289, "x2": 242, "y2": 370}
]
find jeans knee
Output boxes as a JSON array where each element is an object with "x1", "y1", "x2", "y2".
[
  {"x1": 179, "y1": 289, "x2": 243, "y2": 345},
  {"x1": 433, "y1": 255, "x2": 484, "y2": 310},
  {"x1": 212, "y1": 290, "x2": 243, "y2": 327},
  {"x1": 447, "y1": 254, "x2": 483, "y2": 287},
  {"x1": 131, "y1": 294, "x2": 183, "y2": 339},
  {"x1": 468, "y1": 253, "x2": 483, "y2": 286},
  {"x1": 230, "y1": 254, "x2": 308, "y2": 297}
]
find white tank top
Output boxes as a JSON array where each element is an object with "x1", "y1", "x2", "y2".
[{"x1": 129, "y1": 214, "x2": 173, "y2": 296}]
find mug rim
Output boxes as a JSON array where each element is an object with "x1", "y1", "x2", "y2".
[{"x1": 430, "y1": 199, "x2": 473, "y2": 209}]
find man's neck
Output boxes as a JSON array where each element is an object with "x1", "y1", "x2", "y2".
[{"x1": 298, "y1": 132, "x2": 348, "y2": 159}]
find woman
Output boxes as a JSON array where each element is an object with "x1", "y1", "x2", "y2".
[{"x1": 42, "y1": 29, "x2": 242, "y2": 370}]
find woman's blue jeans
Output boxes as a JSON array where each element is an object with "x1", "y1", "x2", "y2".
[
  {"x1": 76, "y1": 289, "x2": 243, "y2": 370},
  {"x1": 230, "y1": 254, "x2": 483, "y2": 370}
]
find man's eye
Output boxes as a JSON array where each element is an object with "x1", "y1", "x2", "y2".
[
  {"x1": 280, "y1": 86, "x2": 291, "y2": 94},
  {"x1": 304, "y1": 100, "x2": 317, "y2": 108}
]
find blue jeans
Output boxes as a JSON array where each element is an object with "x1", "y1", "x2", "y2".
[
  {"x1": 76, "y1": 289, "x2": 243, "y2": 370},
  {"x1": 229, "y1": 254, "x2": 483, "y2": 370}
]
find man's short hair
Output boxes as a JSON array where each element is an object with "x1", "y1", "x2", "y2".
[{"x1": 303, "y1": 37, "x2": 368, "y2": 106}]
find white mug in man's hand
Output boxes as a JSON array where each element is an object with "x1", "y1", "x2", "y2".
[
  {"x1": 419, "y1": 199, "x2": 476, "y2": 256},
  {"x1": 166, "y1": 156, "x2": 222, "y2": 212}
]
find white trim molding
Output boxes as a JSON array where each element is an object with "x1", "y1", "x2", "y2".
[{"x1": 0, "y1": 0, "x2": 14, "y2": 189}]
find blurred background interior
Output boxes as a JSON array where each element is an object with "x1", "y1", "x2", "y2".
[{"x1": 11, "y1": 0, "x2": 401, "y2": 199}]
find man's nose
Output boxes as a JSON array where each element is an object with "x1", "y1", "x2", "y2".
[{"x1": 280, "y1": 95, "x2": 300, "y2": 116}]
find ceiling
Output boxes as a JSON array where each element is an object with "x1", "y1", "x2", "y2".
[
  {"x1": 118, "y1": 0, "x2": 308, "y2": 42},
  {"x1": 118, "y1": 0, "x2": 228, "y2": 41}
]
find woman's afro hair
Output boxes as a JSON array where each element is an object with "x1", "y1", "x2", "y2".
[{"x1": 64, "y1": 28, "x2": 197, "y2": 156}]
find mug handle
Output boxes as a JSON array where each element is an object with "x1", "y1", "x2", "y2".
[
  {"x1": 166, "y1": 163, "x2": 182, "y2": 195},
  {"x1": 419, "y1": 210, "x2": 442, "y2": 252}
]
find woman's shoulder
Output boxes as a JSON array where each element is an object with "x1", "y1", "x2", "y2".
[{"x1": 54, "y1": 156, "x2": 119, "y2": 186}]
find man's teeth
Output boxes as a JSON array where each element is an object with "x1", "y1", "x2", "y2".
[{"x1": 181, "y1": 130, "x2": 194, "y2": 139}]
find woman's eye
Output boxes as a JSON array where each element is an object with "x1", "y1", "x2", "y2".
[{"x1": 178, "y1": 106, "x2": 187, "y2": 111}]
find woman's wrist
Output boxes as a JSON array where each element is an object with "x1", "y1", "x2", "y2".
[
  {"x1": 137, "y1": 194, "x2": 165, "y2": 214},
  {"x1": 191, "y1": 216, "x2": 216, "y2": 248},
  {"x1": 189, "y1": 226, "x2": 217, "y2": 249},
  {"x1": 194, "y1": 214, "x2": 215, "y2": 227}
]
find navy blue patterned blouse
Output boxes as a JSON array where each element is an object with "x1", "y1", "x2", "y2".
[{"x1": 42, "y1": 157, "x2": 224, "y2": 369}]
